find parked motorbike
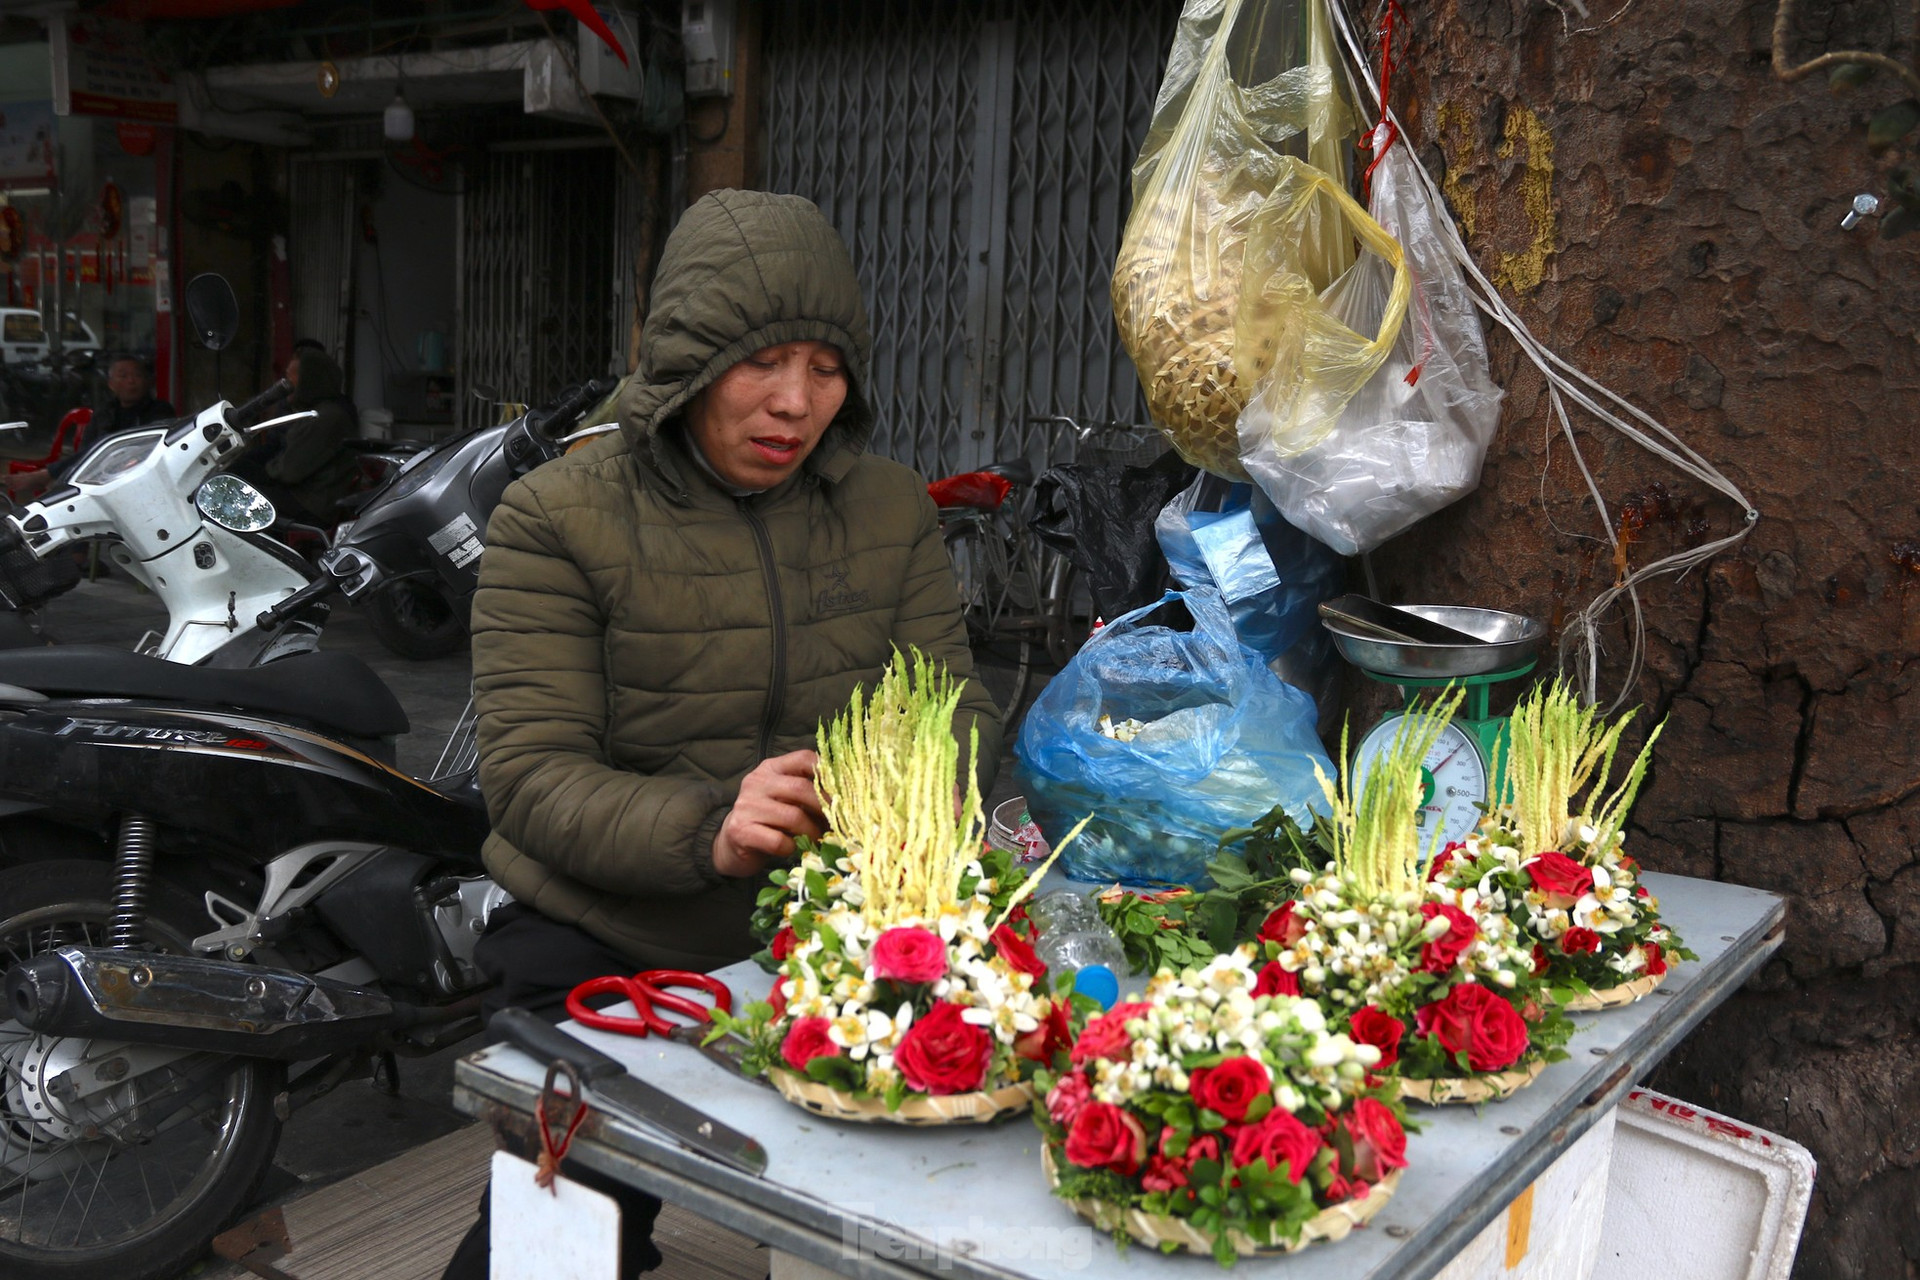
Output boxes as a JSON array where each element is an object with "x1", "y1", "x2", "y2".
[
  {"x1": 0, "y1": 385, "x2": 326, "y2": 666},
  {"x1": 257, "y1": 374, "x2": 620, "y2": 660},
  {"x1": 0, "y1": 368, "x2": 620, "y2": 1280},
  {"x1": 0, "y1": 641, "x2": 496, "y2": 1280}
]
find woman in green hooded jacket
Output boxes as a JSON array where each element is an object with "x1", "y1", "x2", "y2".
[{"x1": 441, "y1": 190, "x2": 1000, "y2": 1278}]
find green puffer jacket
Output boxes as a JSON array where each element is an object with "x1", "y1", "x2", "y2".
[{"x1": 470, "y1": 190, "x2": 1002, "y2": 970}]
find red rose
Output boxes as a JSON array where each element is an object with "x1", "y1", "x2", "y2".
[
  {"x1": 1644, "y1": 943, "x2": 1668, "y2": 976},
  {"x1": 1415, "y1": 983, "x2": 1530, "y2": 1073},
  {"x1": 990, "y1": 923, "x2": 1047, "y2": 979},
  {"x1": 894, "y1": 1000, "x2": 991, "y2": 1094},
  {"x1": 1258, "y1": 901, "x2": 1306, "y2": 947},
  {"x1": 1069, "y1": 1001, "x2": 1151, "y2": 1065},
  {"x1": 1252, "y1": 961, "x2": 1301, "y2": 998},
  {"x1": 1337, "y1": 1097, "x2": 1408, "y2": 1182},
  {"x1": 1063, "y1": 1102, "x2": 1147, "y2": 1176},
  {"x1": 1015, "y1": 997, "x2": 1073, "y2": 1064},
  {"x1": 768, "y1": 976, "x2": 790, "y2": 1019},
  {"x1": 1046, "y1": 1071, "x2": 1093, "y2": 1127},
  {"x1": 1428, "y1": 841, "x2": 1469, "y2": 882},
  {"x1": 1419, "y1": 901, "x2": 1479, "y2": 973},
  {"x1": 1530, "y1": 944, "x2": 1551, "y2": 976},
  {"x1": 1188, "y1": 1055, "x2": 1272, "y2": 1122},
  {"x1": 1347, "y1": 1006, "x2": 1405, "y2": 1072},
  {"x1": 869, "y1": 926, "x2": 948, "y2": 984},
  {"x1": 770, "y1": 926, "x2": 797, "y2": 960},
  {"x1": 1560, "y1": 927, "x2": 1602, "y2": 955},
  {"x1": 1141, "y1": 1131, "x2": 1219, "y2": 1193},
  {"x1": 1525, "y1": 851, "x2": 1594, "y2": 903},
  {"x1": 1228, "y1": 1110, "x2": 1322, "y2": 1183},
  {"x1": 780, "y1": 1016, "x2": 839, "y2": 1073}
]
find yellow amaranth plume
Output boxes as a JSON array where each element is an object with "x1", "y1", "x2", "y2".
[
  {"x1": 1496, "y1": 678, "x2": 1662, "y2": 856},
  {"x1": 815, "y1": 649, "x2": 985, "y2": 929},
  {"x1": 1318, "y1": 687, "x2": 1465, "y2": 899}
]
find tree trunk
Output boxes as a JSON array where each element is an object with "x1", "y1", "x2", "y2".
[{"x1": 1389, "y1": 1, "x2": 1920, "y2": 1274}]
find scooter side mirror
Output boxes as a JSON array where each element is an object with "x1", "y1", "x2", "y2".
[{"x1": 184, "y1": 274, "x2": 241, "y2": 352}]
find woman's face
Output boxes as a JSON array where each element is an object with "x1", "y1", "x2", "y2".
[{"x1": 684, "y1": 340, "x2": 848, "y2": 489}]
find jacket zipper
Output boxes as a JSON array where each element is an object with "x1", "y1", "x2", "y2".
[{"x1": 740, "y1": 499, "x2": 787, "y2": 760}]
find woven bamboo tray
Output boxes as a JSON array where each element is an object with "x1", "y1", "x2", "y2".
[
  {"x1": 768, "y1": 1070, "x2": 1033, "y2": 1126},
  {"x1": 1559, "y1": 968, "x2": 1667, "y2": 1012},
  {"x1": 1398, "y1": 1056, "x2": 1548, "y2": 1105},
  {"x1": 1043, "y1": 1147, "x2": 1400, "y2": 1256}
]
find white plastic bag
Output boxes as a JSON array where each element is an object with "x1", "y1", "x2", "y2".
[{"x1": 1240, "y1": 126, "x2": 1504, "y2": 555}]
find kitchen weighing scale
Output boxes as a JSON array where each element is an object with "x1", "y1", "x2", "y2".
[{"x1": 1319, "y1": 598, "x2": 1549, "y2": 847}]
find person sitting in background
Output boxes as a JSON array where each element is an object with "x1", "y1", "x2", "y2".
[
  {"x1": 95, "y1": 354, "x2": 175, "y2": 433},
  {"x1": 253, "y1": 346, "x2": 360, "y2": 526},
  {"x1": 3, "y1": 354, "x2": 175, "y2": 496}
]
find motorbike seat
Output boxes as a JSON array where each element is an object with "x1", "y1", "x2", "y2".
[{"x1": 0, "y1": 645, "x2": 410, "y2": 738}]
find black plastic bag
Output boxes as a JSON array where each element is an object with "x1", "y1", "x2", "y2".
[{"x1": 1030, "y1": 449, "x2": 1196, "y2": 623}]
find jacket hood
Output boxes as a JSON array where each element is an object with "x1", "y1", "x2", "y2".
[
  {"x1": 619, "y1": 189, "x2": 874, "y2": 495},
  {"x1": 290, "y1": 349, "x2": 346, "y2": 407}
]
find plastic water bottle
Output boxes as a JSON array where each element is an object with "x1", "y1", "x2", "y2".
[{"x1": 1027, "y1": 891, "x2": 1127, "y2": 1009}]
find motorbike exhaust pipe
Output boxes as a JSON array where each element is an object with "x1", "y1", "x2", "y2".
[{"x1": 6, "y1": 945, "x2": 423, "y2": 1061}]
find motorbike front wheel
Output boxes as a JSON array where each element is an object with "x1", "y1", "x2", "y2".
[
  {"x1": 0, "y1": 859, "x2": 283, "y2": 1280},
  {"x1": 362, "y1": 580, "x2": 468, "y2": 661}
]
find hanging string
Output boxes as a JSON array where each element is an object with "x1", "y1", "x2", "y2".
[
  {"x1": 1326, "y1": 0, "x2": 1757, "y2": 713},
  {"x1": 533, "y1": 1060, "x2": 590, "y2": 1194},
  {"x1": 1356, "y1": 0, "x2": 1404, "y2": 200}
]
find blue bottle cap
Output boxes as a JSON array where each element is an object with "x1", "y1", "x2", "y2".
[{"x1": 1074, "y1": 964, "x2": 1120, "y2": 1010}]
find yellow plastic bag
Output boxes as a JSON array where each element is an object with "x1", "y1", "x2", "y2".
[{"x1": 1112, "y1": 0, "x2": 1407, "y2": 480}]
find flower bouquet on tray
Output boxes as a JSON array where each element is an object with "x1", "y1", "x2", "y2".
[
  {"x1": 1034, "y1": 949, "x2": 1408, "y2": 1265},
  {"x1": 1257, "y1": 691, "x2": 1573, "y2": 1105},
  {"x1": 710, "y1": 650, "x2": 1085, "y2": 1124},
  {"x1": 1428, "y1": 680, "x2": 1695, "y2": 1012}
]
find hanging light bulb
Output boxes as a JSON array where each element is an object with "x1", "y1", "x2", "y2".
[{"x1": 383, "y1": 86, "x2": 415, "y2": 143}]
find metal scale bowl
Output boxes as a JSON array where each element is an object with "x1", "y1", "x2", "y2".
[{"x1": 1319, "y1": 598, "x2": 1549, "y2": 847}]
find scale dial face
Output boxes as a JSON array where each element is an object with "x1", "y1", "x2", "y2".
[{"x1": 1352, "y1": 715, "x2": 1490, "y2": 849}]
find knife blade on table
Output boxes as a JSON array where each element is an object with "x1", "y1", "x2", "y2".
[{"x1": 493, "y1": 1006, "x2": 769, "y2": 1176}]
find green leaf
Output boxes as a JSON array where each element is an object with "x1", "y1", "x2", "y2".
[
  {"x1": 1242, "y1": 1092, "x2": 1273, "y2": 1122},
  {"x1": 804, "y1": 868, "x2": 831, "y2": 902},
  {"x1": 1196, "y1": 1109, "x2": 1227, "y2": 1132},
  {"x1": 1868, "y1": 99, "x2": 1920, "y2": 153},
  {"x1": 1828, "y1": 62, "x2": 1876, "y2": 94},
  {"x1": 803, "y1": 1053, "x2": 862, "y2": 1090},
  {"x1": 1882, "y1": 206, "x2": 1920, "y2": 239}
]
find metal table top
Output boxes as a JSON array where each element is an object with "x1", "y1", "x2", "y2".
[{"x1": 455, "y1": 872, "x2": 1783, "y2": 1280}]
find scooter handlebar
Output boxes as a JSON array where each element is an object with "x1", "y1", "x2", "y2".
[
  {"x1": 533, "y1": 377, "x2": 617, "y2": 440},
  {"x1": 231, "y1": 378, "x2": 294, "y2": 427},
  {"x1": 256, "y1": 573, "x2": 342, "y2": 630}
]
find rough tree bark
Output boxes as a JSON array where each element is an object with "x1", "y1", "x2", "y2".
[{"x1": 1385, "y1": 1, "x2": 1920, "y2": 1274}]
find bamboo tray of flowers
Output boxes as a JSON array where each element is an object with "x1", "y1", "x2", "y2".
[
  {"x1": 710, "y1": 651, "x2": 1084, "y2": 1123},
  {"x1": 1033, "y1": 949, "x2": 1408, "y2": 1265},
  {"x1": 1427, "y1": 680, "x2": 1693, "y2": 1013},
  {"x1": 1253, "y1": 690, "x2": 1573, "y2": 1104}
]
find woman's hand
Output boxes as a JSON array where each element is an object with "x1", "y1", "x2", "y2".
[{"x1": 711, "y1": 750, "x2": 826, "y2": 878}]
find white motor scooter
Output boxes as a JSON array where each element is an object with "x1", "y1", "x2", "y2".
[{"x1": 4, "y1": 391, "x2": 322, "y2": 666}]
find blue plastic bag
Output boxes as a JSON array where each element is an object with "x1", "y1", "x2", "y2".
[
  {"x1": 1155, "y1": 478, "x2": 1342, "y2": 663},
  {"x1": 1014, "y1": 588, "x2": 1335, "y2": 886}
]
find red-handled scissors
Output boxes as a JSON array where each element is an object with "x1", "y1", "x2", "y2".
[{"x1": 565, "y1": 970, "x2": 760, "y2": 1082}]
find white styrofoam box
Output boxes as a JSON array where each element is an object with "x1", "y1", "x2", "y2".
[
  {"x1": 1592, "y1": 1088, "x2": 1816, "y2": 1280},
  {"x1": 1433, "y1": 1108, "x2": 1618, "y2": 1280}
]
